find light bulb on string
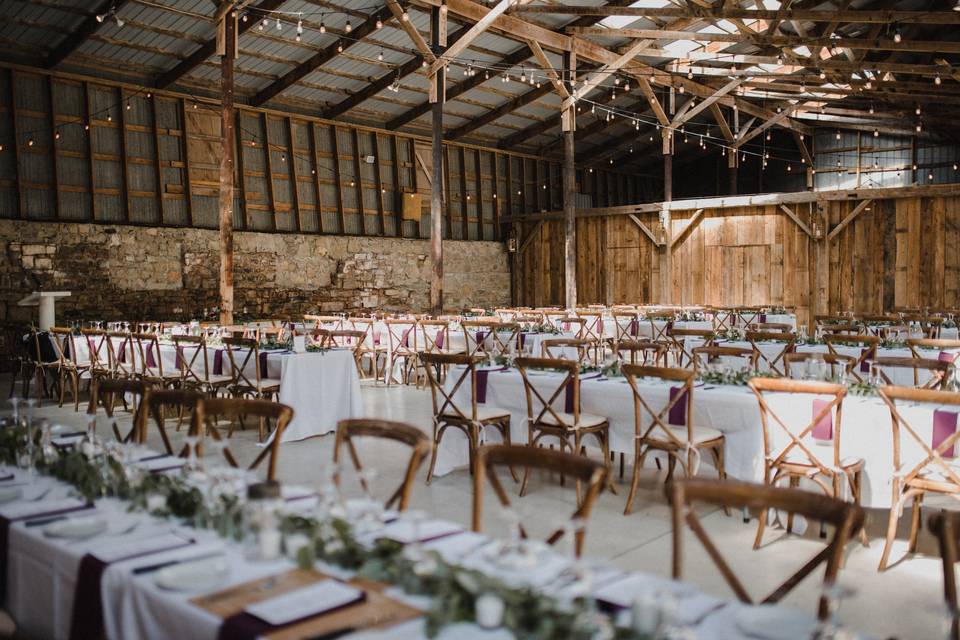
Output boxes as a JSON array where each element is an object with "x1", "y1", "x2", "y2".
[
  {"x1": 935, "y1": 73, "x2": 942, "y2": 85},
  {"x1": 376, "y1": 18, "x2": 383, "y2": 29},
  {"x1": 319, "y1": 19, "x2": 325, "y2": 33},
  {"x1": 893, "y1": 29, "x2": 902, "y2": 43},
  {"x1": 275, "y1": 16, "x2": 281, "y2": 30},
  {"x1": 819, "y1": 69, "x2": 826, "y2": 80},
  {"x1": 916, "y1": 122, "x2": 922, "y2": 133},
  {"x1": 402, "y1": 10, "x2": 410, "y2": 21},
  {"x1": 126, "y1": 100, "x2": 131, "y2": 110},
  {"x1": 259, "y1": 18, "x2": 267, "y2": 30},
  {"x1": 687, "y1": 68, "x2": 693, "y2": 79},
  {"x1": 27, "y1": 138, "x2": 34, "y2": 147},
  {"x1": 916, "y1": 105, "x2": 922, "y2": 115},
  {"x1": 378, "y1": 50, "x2": 384, "y2": 61},
  {"x1": 337, "y1": 42, "x2": 343, "y2": 53},
  {"x1": 242, "y1": 13, "x2": 248, "y2": 22},
  {"x1": 54, "y1": 131, "x2": 60, "y2": 141},
  {"x1": 874, "y1": 129, "x2": 879, "y2": 137},
  {"x1": 869, "y1": 104, "x2": 874, "y2": 114},
  {"x1": 345, "y1": 21, "x2": 352, "y2": 33}
]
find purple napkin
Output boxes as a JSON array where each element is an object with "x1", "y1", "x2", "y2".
[
  {"x1": 475, "y1": 367, "x2": 507, "y2": 404},
  {"x1": 940, "y1": 351, "x2": 959, "y2": 364},
  {"x1": 401, "y1": 328, "x2": 412, "y2": 347},
  {"x1": 435, "y1": 332, "x2": 444, "y2": 349},
  {"x1": 69, "y1": 539, "x2": 193, "y2": 640},
  {"x1": 629, "y1": 319, "x2": 639, "y2": 336},
  {"x1": 859, "y1": 346, "x2": 876, "y2": 373},
  {"x1": 475, "y1": 331, "x2": 487, "y2": 346},
  {"x1": 373, "y1": 330, "x2": 382, "y2": 346},
  {"x1": 259, "y1": 352, "x2": 270, "y2": 379},
  {"x1": 519, "y1": 332, "x2": 529, "y2": 349},
  {"x1": 812, "y1": 398, "x2": 833, "y2": 440},
  {"x1": 933, "y1": 410, "x2": 959, "y2": 458},
  {"x1": 213, "y1": 349, "x2": 223, "y2": 375},
  {"x1": 564, "y1": 378, "x2": 576, "y2": 413},
  {"x1": 759, "y1": 313, "x2": 768, "y2": 323},
  {"x1": 117, "y1": 341, "x2": 126, "y2": 363},
  {"x1": 669, "y1": 386, "x2": 688, "y2": 426},
  {"x1": 146, "y1": 343, "x2": 157, "y2": 369},
  {"x1": 174, "y1": 347, "x2": 184, "y2": 371}
]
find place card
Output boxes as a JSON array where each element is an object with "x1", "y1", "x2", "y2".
[
  {"x1": 423, "y1": 530, "x2": 487, "y2": 562},
  {"x1": 378, "y1": 519, "x2": 462, "y2": 544},
  {"x1": 244, "y1": 579, "x2": 365, "y2": 626},
  {"x1": 52, "y1": 433, "x2": 86, "y2": 448},
  {"x1": 133, "y1": 456, "x2": 187, "y2": 472},
  {"x1": 292, "y1": 336, "x2": 306, "y2": 353}
]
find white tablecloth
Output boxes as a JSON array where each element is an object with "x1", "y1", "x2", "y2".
[{"x1": 432, "y1": 366, "x2": 954, "y2": 509}]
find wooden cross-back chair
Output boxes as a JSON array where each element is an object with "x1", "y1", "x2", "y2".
[
  {"x1": 87, "y1": 378, "x2": 149, "y2": 443},
  {"x1": 575, "y1": 309, "x2": 605, "y2": 340},
  {"x1": 172, "y1": 335, "x2": 232, "y2": 395},
  {"x1": 615, "y1": 340, "x2": 667, "y2": 366},
  {"x1": 748, "y1": 377, "x2": 867, "y2": 547},
  {"x1": 903, "y1": 315, "x2": 944, "y2": 339},
  {"x1": 815, "y1": 315, "x2": 861, "y2": 336},
  {"x1": 783, "y1": 352, "x2": 855, "y2": 380},
  {"x1": 346, "y1": 318, "x2": 385, "y2": 380},
  {"x1": 79, "y1": 328, "x2": 112, "y2": 387},
  {"x1": 708, "y1": 307, "x2": 735, "y2": 333},
  {"x1": 745, "y1": 330, "x2": 796, "y2": 376},
  {"x1": 929, "y1": 511, "x2": 960, "y2": 640},
  {"x1": 907, "y1": 338, "x2": 960, "y2": 365},
  {"x1": 621, "y1": 364, "x2": 727, "y2": 515},
  {"x1": 748, "y1": 322, "x2": 793, "y2": 333},
  {"x1": 333, "y1": 418, "x2": 432, "y2": 512},
  {"x1": 191, "y1": 397, "x2": 293, "y2": 481},
  {"x1": 132, "y1": 332, "x2": 180, "y2": 389},
  {"x1": 493, "y1": 308, "x2": 518, "y2": 322},
  {"x1": 473, "y1": 444, "x2": 607, "y2": 558},
  {"x1": 23, "y1": 328, "x2": 59, "y2": 404},
  {"x1": 47, "y1": 327, "x2": 90, "y2": 411},
  {"x1": 877, "y1": 386, "x2": 960, "y2": 571},
  {"x1": 461, "y1": 320, "x2": 519, "y2": 357},
  {"x1": 540, "y1": 338, "x2": 592, "y2": 364},
  {"x1": 221, "y1": 337, "x2": 280, "y2": 441},
  {"x1": 644, "y1": 312, "x2": 675, "y2": 342},
  {"x1": 872, "y1": 356, "x2": 953, "y2": 390},
  {"x1": 732, "y1": 306, "x2": 764, "y2": 328},
  {"x1": 666, "y1": 328, "x2": 715, "y2": 369},
  {"x1": 384, "y1": 319, "x2": 418, "y2": 386},
  {"x1": 415, "y1": 320, "x2": 454, "y2": 388},
  {"x1": 611, "y1": 311, "x2": 640, "y2": 346},
  {"x1": 220, "y1": 325, "x2": 254, "y2": 339},
  {"x1": 304, "y1": 315, "x2": 344, "y2": 332},
  {"x1": 860, "y1": 315, "x2": 899, "y2": 338},
  {"x1": 667, "y1": 478, "x2": 864, "y2": 620},
  {"x1": 824, "y1": 334, "x2": 881, "y2": 383},
  {"x1": 691, "y1": 345, "x2": 757, "y2": 372},
  {"x1": 419, "y1": 352, "x2": 515, "y2": 483},
  {"x1": 256, "y1": 325, "x2": 286, "y2": 344},
  {"x1": 514, "y1": 357, "x2": 613, "y2": 501},
  {"x1": 143, "y1": 389, "x2": 204, "y2": 455},
  {"x1": 320, "y1": 329, "x2": 368, "y2": 377}
]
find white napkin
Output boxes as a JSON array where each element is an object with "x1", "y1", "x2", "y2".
[
  {"x1": 1, "y1": 497, "x2": 87, "y2": 520},
  {"x1": 244, "y1": 579, "x2": 364, "y2": 625}
]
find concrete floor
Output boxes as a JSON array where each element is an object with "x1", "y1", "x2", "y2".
[{"x1": 7, "y1": 378, "x2": 952, "y2": 639}]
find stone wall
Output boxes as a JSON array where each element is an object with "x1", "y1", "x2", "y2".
[{"x1": 1, "y1": 220, "x2": 511, "y2": 359}]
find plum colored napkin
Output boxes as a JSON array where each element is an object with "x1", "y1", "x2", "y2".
[
  {"x1": 933, "y1": 410, "x2": 959, "y2": 458},
  {"x1": 669, "y1": 387, "x2": 688, "y2": 426},
  {"x1": 812, "y1": 398, "x2": 833, "y2": 440},
  {"x1": 259, "y1": 352, "x2": 269, "y2": 379},
  {"x1": 940, "y1": 351, "x2": 959, "y2": 364},
  {"x1": 435, "y1": 332, "x2": 444, "y2": 349},
  {"x1": 146, "y1": 343, "x2": 156, "y2": 368},
  {"x1": 212, "y1": 349, "x2": 224, "y2": 375},
  {"x1": 860, "y1": 346, "x2": 876, "y2": 373},
  {"x1": 475, "y1": 367, "x2": 507, "y2": 403},
  {"x1": 629, "y1": 319, "x2": 639, "y2": 336}
]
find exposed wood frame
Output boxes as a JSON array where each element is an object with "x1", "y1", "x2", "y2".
[
  {"x1": 117, "y1": 87, "x2": 131, "y2": 222},
  {"x1": 151, "y1": 93, "x2": 165, "y2": 224},
  {"x1": 734, "y1": 104, "x2": 802, "y2": 148},
  {"x1": 385, "y1": 0, "x2": 437, "y2": 64},
  {"x1": 352, "y1": 127, "x2": 366, "y2": 235},
  {"x1": 778, "y1": 203, "x2": 814, "y2": 237},
  {"x1": 47, "y1": 76, "x2": 61, "y2": 217},
  {"x1": 445, "y1": 83, "x2": 552, "y2": 141},
  {"x1": 518, "y1": 219, "x2": 543, "y2": 254},
  {"x1": 44, "y1": 0, "x2": 133, "y2": 69},
  {"x1": 261, "y1": 112, "x2": 277, "y2": 231},
  {"x1": 628, "y1": 213, "x2": 663, "y2": 247},
  {"x1": 474, "y1": 147, "x2": 483, "y2": 240},
  {"x1": 83, "y1": 81, "x2": 96, "y2": 221},
  {"x1": 308, "y1": 121, "x2": 324, "y2": 233},
  {"x1": 515, "y1": 5, "x2": 960, "y2": 24},
  {"x1": 235, "y1": 113, "x2": 248, "y2": 230},
  {"x1": 670, "y1": 208, "x2": 705, "y2": 248},
  {"x1": 826, "y1": 198, "x2": 872, "y2": 242},
  {"x1": 179, "y1": 97, "x2": 194, "y2": 225},
  {"x1": 390, "y1": 134, "x2": 402, "y2": 236},
  {"x1": 373, "y1": 132, "x2": 386, "y2": 235},
  {"x1": 458, "y1": 146, "x2": 468, "y2": 239},
  {"x1": 285, "y1": 116, "x2": 301, "y2": 232},
  {"x1": 710, "y1": 103, "x2": 735, "y2": 142},
  {"x1": 427, "y1": 0, "x2": 516, "y2": 78},
  {"x1": 671, "y1": 79, "x2": 743, "y2": 129}
]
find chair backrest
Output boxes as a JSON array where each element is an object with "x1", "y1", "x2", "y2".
[
  {"x1": 79, "y1": 328, "x2": 109, "y2": 371},
  {"x1": 132, "y1": 332, "x2": 165, "y2": 377},
  {"x1": 615, "y1": 340, "x2": 667, "y2": 366},
  {"x1": 473, "y1": 444, "x2": 607, "y2": 557},
  {"x1": 418, "y1": 320, "x2": 450, "y2": 354},
  {"x1": 877, "y1": 385, "x2": 960, "y2": 490},
  {"x1": 748, "y1": 377, "x2": 847, "y2": 472},
  {"x1": 783, "y1": 352, "x2": 855, "y2": 380},
  {"x1": 907, "y1": 338, "x2": 960, "y2": 365},
  {"x1": 745, "y1": 330, "x2": 796, "y2": 376},
  {"x1": 575, "y1": 311, "x2": 605, "y2": 342},
  {"x1": 172, "y1": 335, "x2": 208, "y2": 385},
  {"x1": 824, "y1": 334, "x2": 880, "y2": 382},
  {"x1": 304, "y1": 315, "x2": 344, "y2": 331},
  {"x1": 384, "y1": 319, "x2": 418, "y2": 355},
  {"x1": 222, "y1": 337, "x2": 262, "y2": 389},
  {"x1": 929, "y1": 510, "x2": 960, "y2": 640},
  {"x1": 748, "y1": 322, "x2": 793, "y2": 333},
  {"x1": 192, "y1": 397, "x2": 293, "y2": 480},
  {"x1": 145, "y1": 389, "x2": 204, "y2": 454},
  {"x1": 514, "y1": 357, "x2": 582, "y2": 428},
  {"x1": 418, "y1": 352, "x2": 484, "y2": 423},
  {"x1": 540, "y1": 338, "x2": 592, "y2": 363},
  {"x1": 461, "y1": 320, "x2": 519, "y2": 357},
  {"x1": 691, "y1": 346, "x2": 756, "y2": 372},
  {"x1": 666, "y1": 328, "x2": 715, "y2": 368},
  {"x1": 872, "y1": 356, "x2": 953, "y2": 390},
  {"x1": 333, "y1": 419, "x2": 432, "y2": 511},
  {"x1": 104, "y1": 331, "x2": 136, "y2": 378},
  {"x1": 87, "y1": 377, "x2": 149, "y2": 442},
  {"x1": 667, "y1": 478, "x2": 864, "y2": 619},
  {"x1": 903, "y1": 315, "x2": 944, "y2": 339},
  {"x1": 48, "y1": 327, "x2": 79, "y2": 368},
  {"x1": 611, "y1": 311, "x2": 640, "y2": 344},
  {"x1": 621, "y1": 364, "x2": 698, "y2": 464}
]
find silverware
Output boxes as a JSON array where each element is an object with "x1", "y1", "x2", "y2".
[{"x1": 29, "y1": 487, "x2": 52, "y2": 502}]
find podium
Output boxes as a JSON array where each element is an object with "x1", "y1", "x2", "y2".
[{"x1": 17, "y1": 291, "x2": 71, "y2": 331}]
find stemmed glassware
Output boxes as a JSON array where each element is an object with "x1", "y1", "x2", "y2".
[{"x1": 816, "y1": 581, "x2": 858, "y2": 639}]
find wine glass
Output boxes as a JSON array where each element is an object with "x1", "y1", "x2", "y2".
[
  {"x1": 816, "y1": 581, "x2": 858, "y2": 639},
  {"x1": 183, "y1": 432, "x2": 200, "y2": 472}
]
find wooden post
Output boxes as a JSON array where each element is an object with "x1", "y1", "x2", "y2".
[
  {"x1": 661, "y1": 132, "x2": 673, "y2": 304},
  {"x1": 217, "y1": 10, "x2": 236, "y2": 325},
  {"x1": 429, "y1": 5, "x2": 445, "y2": 315},
  {"x1": 562, "y1": 51, "x2": 577, "y2": 309},
  {"x1": 728, "y1": 149, "x2": 738, "y2": 195}
]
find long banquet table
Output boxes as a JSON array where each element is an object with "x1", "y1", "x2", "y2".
[
  {"x1": 2, "y1": 465, "x2": 847, "y2": 640},
  {"x1": 433, "y1": 366, "x2": 954, "y2": 509},
  {"x1": 73, "y1": 338, "x2": 362, "y2": 442}
]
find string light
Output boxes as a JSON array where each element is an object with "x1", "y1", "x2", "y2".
[
  {"x1": 259, "y1": 18, "x2": 267, "y2": 31},
  {"x1": 345, "y1": 20, "x2": 352, "y2": 33},
  {"x1": 319, "y1": 18, "x2": 325, "y2": 33},
  {"x1": 935, "y1": 73, "x2": 942, "y2": 85},
  {"x1": 893, "y1": 29, "x2": 902, "y2": 43},
  {"x1": 378, "y1": 49, "x2": 384, "y2": 62},
  {"x1": 296, "y1": 16, "x2": 303, "y2": 41},
  {"x1": 275, "y1": 16, "x2": 282, "y2": 30},
  {"x1": 375, "y1": 18, "x2": 383, "y2": 29}
]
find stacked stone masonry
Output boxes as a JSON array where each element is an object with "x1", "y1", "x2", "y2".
[{"x1": 0, "y1": 220, "x2": 511, "y2": 359}]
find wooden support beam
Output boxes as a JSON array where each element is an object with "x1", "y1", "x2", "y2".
[
  {"x1": 151, "y1": 94, "x2": 165, "y2": 224},
  {"x1": 529, "y1": 40, "x2": 570, "y2": 100},
  {"x1": 661, "y1": 153, "x2": 673, "y2": 304},
  {"x1": 447, "y1": 83, "x2": 553, "y2": 141},
  {"x1": 45, "y1": 0, "x2": 133, "y2": 69},
  {"x1": 178, "y1": 99, "x2": 194, "y2": 225},
  {"x1": 671, "y1": 79, "x2": 743, "y2": 129},
  {"x1": 83, "y1": 81, "x2": 95, "y2": 221},
  {"x1": 710, "y1": 103, "x2": 735, "y2": 142},
  {"x1": 427, "y1": 0, "x2": 516, "y2": 78},
  {"x1": 637, "y1": 78, "x2": 670, "y2": 127},
  {"x1": 234, "y1": 112, "x2": 247, "y2": 229},
  {"x1": 778, "y1": 203, "x2": 814, "y2": 237},
  {"x1": 286, "y1": 117, "x2": 301, "y2": 232},
  {"x1": 458, "y1": 146, "x2": 468, "y2": 239},
  {"x1": 429, "y1": 5, "x2": 444, "y2": 315},
  {"x1": 491, "y1": 152, "x2": 500, "y2": 240},
  {"x1": 390, "y1": 134, "x2": 402, "y2": 237},
  {"x1": 386, "y1": 0, "x2": 437, "y2": 64},
  {"x1": 352, "y1": 127, "x2": 366, "y2": 234},
  {"x1": 563, "y1": 83, "x2": 577, "y2": 308},
  {"x1": 372, "y1": 132, "x2": 385, "y2": 235},
  {"x1": 47, "y1": 76, "x2": 60, "y2": 217},
  {"x1": 118, "y1": 87, "x2": 131, "y2": 222},
  {"x1": 627, "y1": 213, "x2": 663, "y2": 247},
  {"x1": 155, "y1": 0, "x2": 287, "y2": 89},
  {"x1": 261, "y1": 112, "x2": 277, "y2": 231},
  {"x1": 218, "y1": 11, "x2": 236, "y2": 325},
  {"x1": 518, "y1": 220, "x2": 543, "y2": 254},
  {"x1": 827, "y1": 198, "x2": 872, "y2": 242},
  {"x1": 309, "y1": 122, "x2": 324, "y2": 233},
  {"x1": 734, "y1": 104, "x2": 802, "y2": 147},
  {"x1": 330, "y1": 126, "x2": 344, "y2": 232},
  {"x1": 474, "y1": 148, "x2": 483, "y2": 239},
  {"x1": 670, "y1": 208, "x2": 704, "y2": 249}
]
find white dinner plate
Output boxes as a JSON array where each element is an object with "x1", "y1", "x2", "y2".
[
  {"x1": 154, "y1": 556, "x2": 231, "y2": 592},
  {"x1": 734, "y1": 605, "x2": 818, "y2": 640},
  {"x1": 43, "y1": 514, "x2": 108, "y2": 540},
  {"x1": 0, "y1": 487, "x2": 22, "y2": 505}
]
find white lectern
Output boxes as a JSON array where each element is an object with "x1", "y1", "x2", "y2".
[{"x1": 17, "y1": 291, "x2": 71, "y2": 331}]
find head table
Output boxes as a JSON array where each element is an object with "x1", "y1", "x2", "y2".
[{"x1": 0, "y1": 459, "x2": 861, "y2": 640}]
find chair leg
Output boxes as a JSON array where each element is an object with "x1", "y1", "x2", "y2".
[
  {"x1": 753, "y1": 504, "x2": 769, "y2": 550},
  {"x1": 71, "y1": 371, "x2": 80, "y2": 412},
  {"x1": 499, "y1": 421, "x2": 519, "y2": 483},
  {"x1": 57, "y1": 370, "x2": 66, "y2": 408},
  {"x1": 425, "y1": 423, "x2": 443, "y2": 485},
  {"x1": 624, "y1": 442, "x2": 644, "y2": 516},
  {"x1": 878, "y1": 485, "x2": 904, "y2": 571},
  {"x1": 908, "y1": 492, "x2": 924, "y2": 553}
]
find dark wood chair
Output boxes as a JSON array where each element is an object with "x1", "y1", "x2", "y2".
[
  {"x1": 48, "y1": 327, "x2": 90, "y2": 411},
  {"x1": 333, "y1": 418, "x2": 432, "y2": 511},
  {"x1": 144, "y1": 389, "x2": 205, "y2": 455},
  {"x1": 191, "y1": 397, "x2": 293, "y2": 481},
  {"x1": 473, "y1": 444, "x2": 607, "y2": 557},
  {"x1": 929, "y1": 511, "x2": 960, "y2": 640},
  {"x1": 87, "y1": 377, "x2": 149, "y2": 443},
  {"x1": 222, "y1": 337, "x2": 281, "y2": 441},
  {"x1": 667, "y1": 478, "x2": 864, "y2": 620}
]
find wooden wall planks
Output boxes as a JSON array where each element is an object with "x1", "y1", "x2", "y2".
[{"x1": 516, "y1": 195, "x2": 960, "y2": 327}]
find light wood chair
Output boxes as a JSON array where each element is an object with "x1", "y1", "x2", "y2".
[
  {"x1": 903, "y1": 315, "x2": 945, "y2": 339},
  {"x1": 748, "y1": 377, "x2": 867, "y2": 547},
  {"x1": 877, "y1": 386, "x2": 960, "y2": 571},
  {"x1": 333, "y1": 419, "x2": 432, "y2": 511},
  {"x1": 132, "y1": 332, "x2": 180, "y2": 389},
  {"x1": 191, "y1": 397, "x2": 293, "y2": 481},
  {"x1": 473, "y1": 444, "x2": 607, "y2": 557},
  {"x1": 615, "y1": 340, "x2": 667, "y2": 366},
  {"x1": 321, "y1": 329, "x2": 368, "y2": 376},
  {"x1": 928, "y1": 511, "x2": 960, "y2": 640},
  {"x1": 748, "y1": 322, "x2": 794, "y2": 333},
  {"x1": 347, "y1": 317, "x2": 386, "y2": 380},
  {"x1": 419, "y1": 352, "x2": 515, "y2": 483},
  {"x1": 79, "y1": 328, "x2": 112, "y2": 388},
  {"x1": 514, "y1": 357, "x2": 614, "y2": 501},
  {"x1": 106, "y1": 331, "x2": 137, "y2": 382},
  {"x1": 621, "y1": 364, "x2": 727, "y2": 515},
  {"x1": 872, "y1": 356, "x2": 953, "y2": 390},
  {"x1": 667, "y1": 478, "x2": 865, "y2": 620},
  {"x1": 47, "y1": 327, "x2": 90, "y2": 411},
  {"x1": 172, "y1": 335, "x2": 232, "y2": 395},
  {"x1": 540, "y1": 337, "x2": 592, "y2": 364},
  {"x1": 783, "y1": 352, "x2": 856, "y2": 380},
  {"x1": 611, "y1": 310, "x2": 641, "y2": 347},
  {"x1": 666, "y1": 328, "x2": 715, "y2": 368},
  {"x1": 824, "y1": 334, "x2": 881, "y2": 383},
  {"x1": 384, "y1": 319, "x2": 418, "y2": 386},
  {"x1": 907, "y1": 338, "x2": 960, "y2": 364},
  {"x1": 221, "y1": 337, "x2": 281, "y2": 441},
  {"x1": 304, "y1": 315, "x2": 344, "y2": 332},
  {"x1": 461, "y1": 320, "x2": 519, "y2": 358},
  {"x1": 691, "y1": 345, "x2": 757, "y2": 372}
]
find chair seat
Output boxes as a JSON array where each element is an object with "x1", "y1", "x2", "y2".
[
  {"x1": 646, "y1": 424, "x2": 725, "y2": 447},
  {"x1": 538, "y1": 412, "x2": 608, "y2": 429},
  {"x1": 440, "y1": 406, "x2": 511, "y2": 423},
  {"x1": 777, "y1": 454, "x2": 864, "y2": 474},
  {"x1": 205, "y1": 374, "x2": 233, "y2": 385},
  {"x1": 141, "y1": 367, "x2": 179, "y2": 380},
  {"x1": 256, "y1": 377, "x2": 281, "y2": 391}
]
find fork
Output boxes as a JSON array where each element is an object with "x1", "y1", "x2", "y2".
[{"x1": 29, "y1": 487, "x2": 52, "y2": 502}]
